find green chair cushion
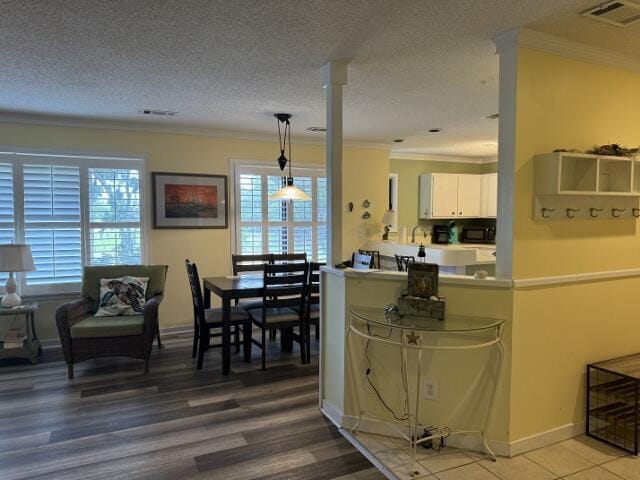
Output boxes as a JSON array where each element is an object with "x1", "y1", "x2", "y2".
[
  {"x1": 81, "y1": 265, "x2": 168, "y2": 312},
  {"x1": 70, "y1": 315, "x2": 145, "y2": 339}
]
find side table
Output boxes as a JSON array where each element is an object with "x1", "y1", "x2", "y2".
[{"x1": 0, "y1": 302, "x2": 41, "y2": 364}]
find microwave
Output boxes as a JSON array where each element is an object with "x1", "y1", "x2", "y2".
[{"x1": 461, "y1": 227, "x2": 495, "y2": 244}]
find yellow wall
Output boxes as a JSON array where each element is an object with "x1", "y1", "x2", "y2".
[
  {"x1": 0, "y1": 122, "x2": 389, "y2": 339},
  {"x1": 389, "y1": 159, "x2": 484, "y2": 230},
  {"x1": 509, "y1": 49, "x2": 640, "y2": 440},
  {"x1": 513, "y1": 48, "x2": 640, "y2": 279}
]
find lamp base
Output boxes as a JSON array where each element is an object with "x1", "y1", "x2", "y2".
[
  {"x1": 2, "y1": 272, "x2": 21, "y2": 307},
  {"x1": 1, "y1": 293, "x2": 21, "y2": 307},
  {"x1": 382, "y1": 225, "x2": 390, "y2": 241}
]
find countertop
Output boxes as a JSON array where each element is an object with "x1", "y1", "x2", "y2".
[{"x1": 365, "y1": 240, "x2": 496, "y2": 266}]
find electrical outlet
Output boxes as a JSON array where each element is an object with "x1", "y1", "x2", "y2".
[{"x1": 424, "y1": 378, "x2": 438, "y2": 401}]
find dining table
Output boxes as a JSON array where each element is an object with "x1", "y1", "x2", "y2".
[{"x1": 203, "y1": 274, "x2": 294, "y2": 375}]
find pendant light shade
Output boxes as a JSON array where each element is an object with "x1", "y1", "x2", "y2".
[
  {"x1": 270, "y1": 113, "x2": 312, "y2": 202},
  {"x1": 270, "y1": 177, "x2": 312, "y2": 201}
]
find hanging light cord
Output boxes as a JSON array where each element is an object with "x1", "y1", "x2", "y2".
[{"x1": 287, "y1": 119, "x2": 292, "y2": 180}]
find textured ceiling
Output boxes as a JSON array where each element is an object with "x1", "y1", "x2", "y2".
[{"x1": 0, "y1": 0, "x2": 636, "y2": 157}]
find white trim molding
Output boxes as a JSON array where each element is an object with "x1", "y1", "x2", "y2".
[
  {"x1": 494, "y1": 27, "x2": 640, "y2": 74},
  {"x1": 0, "y1": 111, "x2": 391, "y2": 151},
  {"x1": 389, "y1": 152, "x2": 497, "y2": 165},
  {"x1": 513, "y1": 267, "x2": 640, "y2": 288}
]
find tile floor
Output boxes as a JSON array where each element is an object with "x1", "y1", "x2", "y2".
[{"x1": 353, "y1": 432, "x2": 638, "y2": 480}]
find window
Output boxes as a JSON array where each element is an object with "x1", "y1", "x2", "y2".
[
  {"x1": 0, "y1": 151, "x2": 145, "y2": 295},
  {"x1": 234, "y1": 164, "x2": 326, "y2": 262}
]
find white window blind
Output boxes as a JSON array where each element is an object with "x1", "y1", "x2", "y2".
[
  {"x1": 0, "y1": 151, "x2": 145, "y2": 295},
  {"x1": 88, "y1": 168, "x2": 141, "y2": 265},
  {"x1": 23, "y1": 164, "x2": 82, "y2": 286},
  {"x1": 235, "y1": 164, "x2": 326, "y2": 262},
  {"x1": 0, "y1": 163, "x2": 14, "y2": 283}
]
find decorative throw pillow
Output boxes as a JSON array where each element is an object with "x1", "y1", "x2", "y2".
[{"x1": 95, "y1": 276, "x2": 149, "y2": 317}]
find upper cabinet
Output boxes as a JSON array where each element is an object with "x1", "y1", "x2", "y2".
[
  {"x1": 457, "y1": 174, "x2": 482, "y2": 217},
  {"x1": 534, "y1": 152, "x2": 638, "y2": 196},
  {"x1": 480, "y1": 173, "x2": 498, "y2": 218},
  {"x1": 419, "y1": 173, "x2": 492, "y2": 219}
]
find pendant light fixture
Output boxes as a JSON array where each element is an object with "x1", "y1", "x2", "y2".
[{"x1": 270, "y1": 113, "x2": 311, "y2": 201}]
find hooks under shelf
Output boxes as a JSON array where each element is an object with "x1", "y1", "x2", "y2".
[{"x1": 535, "y1": 196, "x2": 640, "y2": 221}]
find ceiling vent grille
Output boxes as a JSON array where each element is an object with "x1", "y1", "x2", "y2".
[
  {"x1": 581, "y1": 1, "x2": 640, "y2": 27},
  {"x1": 307, "y1": 126, "x2": 326, "y2": 132},
  {"x1": 139, "y1": 109, "x2": 179, "y2": 117}
]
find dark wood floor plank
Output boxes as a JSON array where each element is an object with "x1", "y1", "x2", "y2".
[{"x1": 0, "y1": 335, "x2": 377, "y2": 480}]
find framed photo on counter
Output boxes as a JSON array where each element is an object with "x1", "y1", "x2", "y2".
[{"x1": 152, "y1": 172, "x2": 228, "y2": 229}]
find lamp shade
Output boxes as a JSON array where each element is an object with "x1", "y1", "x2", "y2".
[
  {"x1": 269, "y1": 177, "x2": 312, "y2": 201},
  {"x1": 0, "y1": 244, "x2": 35, "y2": 272},
  {"x1": 381, "y1": 209, "x2": 397, "y2": 226}
]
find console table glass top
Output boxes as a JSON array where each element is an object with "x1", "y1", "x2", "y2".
[{"x1": 350, "y1": 305, "x2": 504, "y2": 332}]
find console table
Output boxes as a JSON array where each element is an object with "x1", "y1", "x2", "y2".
[
  {"x1": 347, "y1": 305, "x2": 504, "y2": 477},
  {"x1": 0, "y1": 302, "x2": 40, "y2": 364}
]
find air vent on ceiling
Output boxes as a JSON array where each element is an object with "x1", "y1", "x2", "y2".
[
  {"x1": 581, "y1": 1, "x2": 640, "y2": 27},
  {"x1": 139, "y1": 109, "x2": 179, "y2": 117},
  {"x1": 307, "y1": 126, "x2": 326, "y2": 132}
]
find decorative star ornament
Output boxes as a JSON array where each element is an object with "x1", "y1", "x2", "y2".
[{"x1": 406, "y1": 331, "x2": 419, "y2": 345}]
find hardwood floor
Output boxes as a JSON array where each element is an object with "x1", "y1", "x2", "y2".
[{"x1": 0, "y1": 333, "x2": 384, "y2": 480}]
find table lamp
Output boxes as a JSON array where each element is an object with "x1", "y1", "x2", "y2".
[
  {"x1": 0, "y1": 244, "x2": 35, "y2": 307},
  {"x1": 381, "y1": 209, "x2": 397, "y2": 240}
]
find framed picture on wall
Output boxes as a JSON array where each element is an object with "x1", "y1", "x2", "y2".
[{"x1": 152, "y1": 172, "x2": 228, "y2": 229}]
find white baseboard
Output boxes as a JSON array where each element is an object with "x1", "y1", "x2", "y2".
[
  {"x1": 40, "y1": 324, "x2": 193, "y2": 349},
  {"x1": 509, "y1": 421, "x2": 585, "y2": 456},
  {"x1": 320, "y1": 399, "x2": 583, "y2": 458}
]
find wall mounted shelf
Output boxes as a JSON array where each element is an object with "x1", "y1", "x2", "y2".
[{"x1": 534, "y1": 152, "x2": 640, "y2": 220}]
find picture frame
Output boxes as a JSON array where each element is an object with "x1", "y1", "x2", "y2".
[
  {"x1": 152, "y1": 172, "x2": 228, "y2": 229},
  {"x1": 407, "y1": 262, "x2": 439, "y2": 298}
]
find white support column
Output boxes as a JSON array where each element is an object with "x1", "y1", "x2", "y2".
[
  {"x1": 493, "y1": 29, "x2": 519, "y2": 280},
  {"x1": 321, "y1": 61, "x2": 348, "y2": 266}
]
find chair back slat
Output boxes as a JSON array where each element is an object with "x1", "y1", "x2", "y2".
[
  {"x1": 358, "y1": 249, "x2": 380, "y2": 269},
  {"x1": 352, "y1": 253, "x2": 373, "y2": 270},
  {"x1": 395, "y1": 254, "x2": 415, "y2": 272},
  {"x1": 272, "y1": 253, "x2": 307, "y2": 264},
  {"x1": 232, "y1": 254, "x2": 272, "y2": 275},
  {"x1": 185, "y1": 259, "x2": 206, "y2": 326}
]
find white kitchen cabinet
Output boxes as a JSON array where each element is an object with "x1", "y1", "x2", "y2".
[
  {"x1": 429, "y1": 173, "x2": 459, "y2": 218},
  {"x1": 419, "y1": 173, "x2": 480, "y2": 219},
  {"x1": 457, "y1": 174, "x2": 482, "y2": 217},
  {"x1": 480, "y1": 172, "x2": 498, "y2": 218}
]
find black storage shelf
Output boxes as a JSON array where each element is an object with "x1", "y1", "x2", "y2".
[{"x1": 587, "y1": 354, "x2": 640, "y2": 455}]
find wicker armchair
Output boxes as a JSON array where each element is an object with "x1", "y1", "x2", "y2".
[{"x1": 56, "y1": 265, "x2": 168, "y2": 379}]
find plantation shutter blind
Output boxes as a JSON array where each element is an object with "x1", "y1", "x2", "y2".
[
  {"x1": 22, "y1": 161, "x2": 82, "y2": 288},
  {"x1": 235, "y1": 164, "x2": 326, "y2": 262},
  {"x1": 0, "y1": 160, "x2": 15, "y2": 283},
  {"x1": 0, "y1": 151, "x2": 145, "y2": 295},
  {"x1": 88, "y1": 168, "x2": 142, "y2": 265}
]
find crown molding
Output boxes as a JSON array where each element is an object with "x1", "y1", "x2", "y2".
[
  {"x1": 389, "y1": 152, "x2": 497, "y2": 164},
  {"x1": 494, "y1": 27, "x2": 640, "y2": 74},
  {"x1": 0, "y1": 112, "x2": 391, "y2": 151}
]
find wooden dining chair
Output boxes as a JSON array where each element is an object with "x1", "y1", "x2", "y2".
[
  {"x1": 185, "y1": 259, "x2": 252, "y2": 370},
  {"x1": 303, "y1": 262, "x2": 323, "y2": 362},
  {"x1": 358, "y1": 249, "x2": 381, "y2": 269},
  {"x1": 248, "y1": 262, "x2": 309, "y2": 370},
  {"x1": 231, "y1": 253, "x2": 271, "y2": 311},
  {"x1": 395, "y1": 254, "x2": 415, "y2": 272}
]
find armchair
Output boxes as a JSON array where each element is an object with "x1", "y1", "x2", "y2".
[{"x1": 56, "y1": 265, "x2": 168, "y2": 378}]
